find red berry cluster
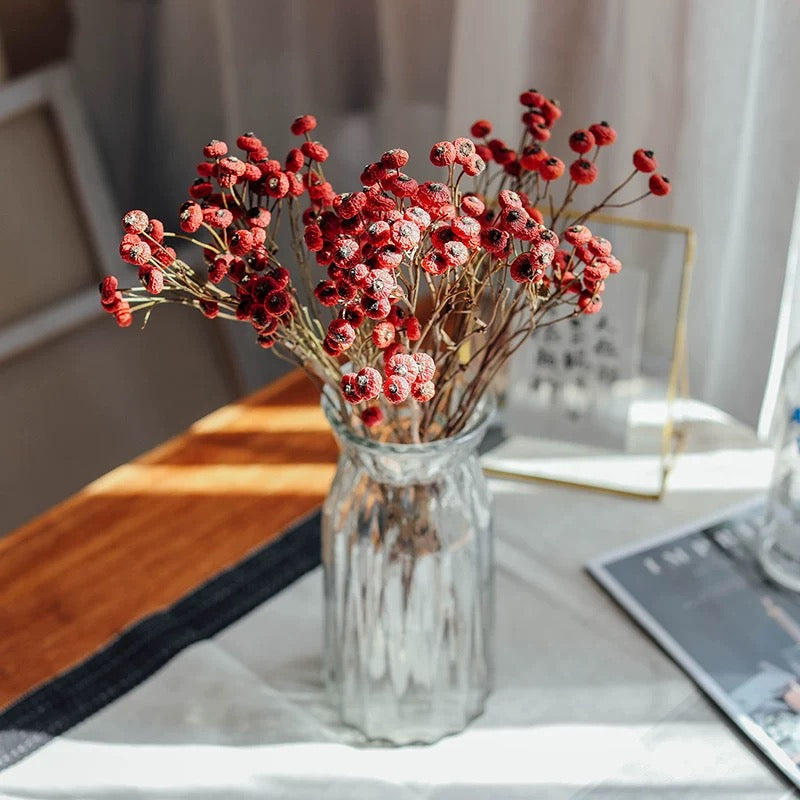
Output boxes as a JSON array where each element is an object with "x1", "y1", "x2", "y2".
[
  {"x1": 465, "y1": 90, "x2": 671, "y2": 198},
  {"x1": 103, "y1": 89, "x2": 670, "y2": 441}
]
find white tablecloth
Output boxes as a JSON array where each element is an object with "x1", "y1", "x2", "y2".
[{"x1": 1, "y1": 405, "x2": 795, "y2": 800}]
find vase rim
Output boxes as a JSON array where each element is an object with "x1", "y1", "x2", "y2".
[{"x1": 320, "y1": 387, "x2": 496, "y2": 456}]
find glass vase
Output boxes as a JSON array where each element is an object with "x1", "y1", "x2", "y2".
[
  {"x1": 321, "y1": 393, "x2": 495, "y2": 745},
  {"x1": 760, "y1": 344, "x2": 800, "y2": 590}
]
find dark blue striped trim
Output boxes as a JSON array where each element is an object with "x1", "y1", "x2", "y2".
[{"x1": 0, "y1": 510, "x2": 321, "y2": 772}]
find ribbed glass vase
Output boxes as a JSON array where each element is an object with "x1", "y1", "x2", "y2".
[{"x1": 321, "y1": 393, "x2": 495, "y2": 745}]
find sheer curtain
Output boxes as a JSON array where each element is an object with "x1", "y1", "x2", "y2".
[{"x1": 72, "y1": 0, "x2": 800, "y2": 429}]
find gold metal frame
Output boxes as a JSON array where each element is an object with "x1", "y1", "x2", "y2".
[{"x1": 483, "y1": 212, "x2": 696, "y2": 501}]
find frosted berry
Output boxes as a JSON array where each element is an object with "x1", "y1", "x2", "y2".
[
  {"x1": 430, "y1": 141, "x2": 456, "y2": 167},
  {"x1": 383, "y1": 375, "x2": 411, "y2": 404},
  {"x1": 341, "y1": 373, "x2": 363, "y2": 404},
  {"x1": 372, "y1": 321, "x2": 396, "y2": 349},
  {"x1": 411, "y1": 381, "x2": 435, "y2": 402},
  {"x1": 122, "y1": 209, "x2": 149, "y2": 234},
  {"x1": 412, "y1": 352, "x2": 435, "y2": 383},
  {"x1": 356, "y1": 367, "x2": 383, "y2": 400}
]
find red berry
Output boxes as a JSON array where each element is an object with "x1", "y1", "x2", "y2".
[
  {"x1": 333, "y1": 191, "x2": 367, "y2": 220},
  {"x1": 569, "y1": 159, "x2": 599, "y2": 185},
  {"x1": 153, "y1": 247, "x2": 178, "y2": 267},
  {"x1": 453, "y1": 137, "x2": 476, "y2": 166},
  {"x1": 285, "y1": 147, "x2": 305, "y2": 173},
  {"x1": 236, "y1": 132, "x2": 261, "y2": 151},
  {"x1": 230, "y1": 228, "x2": 254, "y2": 256},
  {"x1": 539, "y1": 157, "x2": 565, "y2": 181},
  {"x1": 412, "y1": 352, "x2": 435, "y2": 383},
  {"x1": 140, "y1": 266, "x2": 164, "y2": 294},
  {"x1": 564, "y1": 224, "x2": 592, "y2": 246},
  {"x1": 99, "y1": 275, "x2": 119, "y2": 303},
  {"x1": 475, "y1": 143, "x2": 493, "y2": 162},
  {"x1": 569, "y1": 130, "x2": 596, "y2": 154},
  {"x1": 649, "y1": 173, "x2": 671, "y2": 196},
  {"x1": 264, "y1": 171, "x2": 290, "y2": 199},
  {"x1": 519, "y1": 144, "x2": 548, "y2": 171},
  {"x1": 301, "y1": 141, "x2": 328, "y2": 162},
  {"x1": 451, "y1": 216, "x2": 481, "y2": 248},
  {"x1": 122, "y1": 209, "x2": 149, "y2": 234},
  {"x1": 381, "y1": 148, "x2": 409, "y2": 170},
  {"x1": 361, "y1": 294, "x2": 391, "y2": 320},
  {"x1": 421, "y1": 251, "x2": 449, "y2": 275},
  {"x1": 442, "y1": 240, "x2": 470, "y2": 267},
  {"x1": 405, "y1": 206, "x2": 431, "y2": 230},
  {"x1": 218, "y1": 156, "x2": 246, "y2": 178},
  {"x1": 144, "y1": 218, "x2": 164, "y2": 244},
  {"x1": 249, "y1": 145, "x2": 270, "y2": 162},
  {"x1": 405, "y1": 316, "x2": 422, "y2": 341},
  {"x1": 387, "y1": 353, "x2": 419, "y2": 381},
  {"x1": 343, "y1": 304, "x2": 366, "y2": 327},
  {"x1": 530, "y1": 123, "x2": 551, "y2": 142},
  {"x1": 341, "y1": 373, "x2": 363, "y2": 404},
  {"x1": 200, "y1": 299, "x2": 219, "y2": 318},
  {"x1": 208, "y1": 254, "x2": 231, "y2": 284},
  {"x1": 390, "y1": 219, "x2": 421, "y2": 251},
  {"x1": 203, "y1": 207, "x2": 234, "y2": 229},
  {"x1": 356, "y1": 367, "x2": 383, "y2": 400},
  {"x1": 361, "y1": 406, "x2": 383, "y2": 428},
  {"x1": 541, "y1": 98, "x2": 562, "y2": 125},
  {"x1": 327, "y1": 318, "x2": 356, "y2": 349},
  {"x1": 374, "y1": 245, "x2": 403, "y2": 271},
  {"x1": 203, "y1": 139, "x2": 228, "y2": 158},
  {"x1": 383, "y1": 341, "x2": 404, "y2": 366},
  {"x1": 578, "y1": 292, "x2": 603, "y2": 314},
  {"x1": 315, "y1": 280, "x2": 339, "y2": 307},
  {"x1": 372, "y1": 321, "x2": 396, "y2": 349},
  {"x1": 290, "y1": 115, "x2": 317, "y2": 135},
  {"x1": 510, "y1": 251, "x2": 544, "y2": 283},
  {"x1": 242, "y1": 162, "x2": 262, "y2": 182},
  {"x1": 411, "y1": 381, "x2": 435, "y2": 402},
  {"x1": 384, "y1": 172, "x2": 418, "y2": 198},
  {"x1": 430, "y1": 141, "x2": 456, "y2": 167},
  {"x1": 383, "y1": 375, "x2": 411, "y2": 404},
  {"x1": 498, "y1": 206, "x2": 530, "y2": 237},
  {"x1": 633, "y1": 148, "x2": 658, "y2": 172},
  {"x1": 470, "y1": 119, "x2": 492, "y2": 138},
  {"x1": 589, "y1": 121, "x2": 617, "y2": 146},
  {"x1": 265, "y1": 289, "x2": 291, "y2": 317},
  {"x1": 119, "y1": 235, "x2": 151, "y2": 265},
  {"x1": 461, "y1": 194, "x2": 485, "y2": 216},
  {"x1": 519, "y1": 89, "x2": 545, "y2": 107},
  {"x1": 588, "y1": 237, "x2": 612, "y2": 257},
  {"x1": 247, "y1": 207, "x2": 272, "y2": 228},
  {"x1": 480, "y1": 227, "x2": 510, "y2": 257},
  {"x1": 464, "y1": 155, "x2": 486, "y2": 176},
  {"x1": 114, "y1": 305, "x2": 133, "y2": 328}
]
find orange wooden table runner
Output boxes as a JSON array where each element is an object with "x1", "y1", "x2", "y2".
[{"x1": 0, "y1": 370, "x2": 337, "y2": 708}]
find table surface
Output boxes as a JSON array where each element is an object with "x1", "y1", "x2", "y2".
[
  {"x1": 2, "y1": 369, "x2": 794, "y2": 798},
  {"x1": 0, "y1": 369, "x2": 336, "y2": 709}
]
